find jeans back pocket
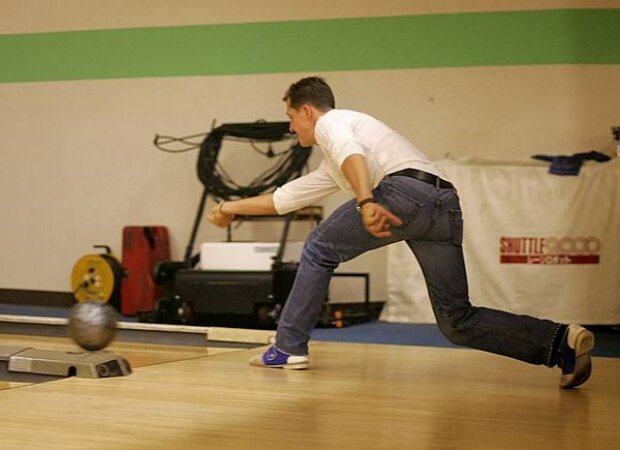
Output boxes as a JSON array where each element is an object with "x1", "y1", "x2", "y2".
[{"x1": 381, "y1": 182, "x2": 424, "y2": 228}]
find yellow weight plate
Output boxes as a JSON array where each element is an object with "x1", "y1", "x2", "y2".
[{"x1": 71, "y1": 254, "x2": 115, "y2": 303}]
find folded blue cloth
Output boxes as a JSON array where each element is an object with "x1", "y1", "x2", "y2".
[{"x1": 532, "y1": 150, "x2": 610, "y2": 175}]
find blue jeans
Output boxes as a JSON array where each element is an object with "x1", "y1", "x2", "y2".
[{"x1": 276, "y1": 174, "x2": 562, "y2": 367}]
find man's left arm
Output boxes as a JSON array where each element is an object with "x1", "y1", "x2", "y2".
[{"x1": 341, "y1": 154, "x2": 403, "y2": 238}]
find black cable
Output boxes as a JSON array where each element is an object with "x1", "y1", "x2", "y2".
[
  {"x1": 154, "y1": 122, "x2": 311, "y2": 200},
  {"x1": 153, "y1": 133, "x2": 207, "y2": 153},
  {"x1": 195, "y1": 121, "x2": 312, "y2": 201}
]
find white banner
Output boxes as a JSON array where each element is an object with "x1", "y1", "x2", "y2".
[{"x1": 382, "y1": 157, "x2": 620, "y2": 324}]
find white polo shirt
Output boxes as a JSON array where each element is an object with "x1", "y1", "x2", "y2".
[{"x1": 273, "y1": 109, "x2": 441, "y2": 214}]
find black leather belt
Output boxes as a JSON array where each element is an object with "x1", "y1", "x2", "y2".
[{"x1": 387, "y1": 168, "x2": 454, "y2": 189}]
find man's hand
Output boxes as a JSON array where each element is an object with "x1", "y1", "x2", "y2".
[
  {"x1": 207, "y1": 201, "x2": 234, "y2": 228},
  {"x1": 360, "y1": 202, "x2": 403, "y2": 238},
  {"x1": 341, "y1": 155, "x2": 402, "y2": 237}
]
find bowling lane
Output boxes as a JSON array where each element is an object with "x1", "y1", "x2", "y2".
[
  {"x1": 0, "y1": 332, "x2": 242, "y2": 391},
  {"x1": 1, "y1": 342, "x2": 619, "y2": 449}
]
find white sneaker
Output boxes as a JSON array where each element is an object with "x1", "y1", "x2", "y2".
[
  {"x1": 249, "y1": 345, "x2": 309, "y2": 370},
  {"x1": 558, "y1": 324, "x2": 595, "y2": 389}
]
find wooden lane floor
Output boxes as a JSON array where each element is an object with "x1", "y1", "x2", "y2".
[{"x1": 0, "y1": 340, "x2": 618, "y2": 449}]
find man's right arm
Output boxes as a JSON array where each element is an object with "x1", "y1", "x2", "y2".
[
  {"x1": 207, "y1": 162, "x2": 339, "y2": 228},
  {"x1": 272, "y1": 161, "x2": 340, "y2": 215},
  {"x1": 207, "y1": 193, "x2": 275, "y2": 228}
]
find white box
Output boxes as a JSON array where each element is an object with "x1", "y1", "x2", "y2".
[{"x1": 200, "y1": 241, "x2": 304, "y2": 271}]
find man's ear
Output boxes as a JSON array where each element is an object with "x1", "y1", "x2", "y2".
[{"x1": 301, "y1": 103, "x2": 313, "y2": 118}]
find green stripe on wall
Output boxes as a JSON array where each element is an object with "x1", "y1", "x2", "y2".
[{"x1": 1, "y1": 9, "x2": 619, "y2": 83}]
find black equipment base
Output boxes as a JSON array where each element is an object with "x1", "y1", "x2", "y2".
[
  {"x1": 145, "y1": 265, "x2": 375, "y2": 330},
  {"x1": 145, "y1": 265, "x2": 298, "y2": 329}
]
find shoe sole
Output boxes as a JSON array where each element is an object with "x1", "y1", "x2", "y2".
[
  {"x1": 559, "y1": 328, "x2": 595, "y2": 389},
  {"x1": 249, "y1": 359, "x2": 309, "y2": 370}
]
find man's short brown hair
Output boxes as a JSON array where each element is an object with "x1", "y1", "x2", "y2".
[{"x1": 283, "y1": 76, "x2": 335, "y2": 110}]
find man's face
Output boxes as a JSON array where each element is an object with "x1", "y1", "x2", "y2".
[{"x1": 286, "y1": 100, "x2": 316, "y2": 147}]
